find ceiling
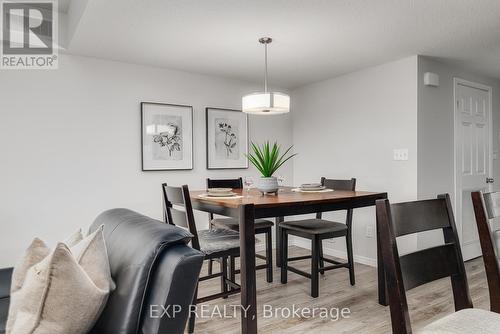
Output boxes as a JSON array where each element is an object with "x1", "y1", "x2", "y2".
[{"x1": 63, "y1": 0, "x2": 500, "y2": 89}]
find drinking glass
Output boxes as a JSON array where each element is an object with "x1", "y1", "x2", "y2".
[
  {"x1": 244, "y1": 176, "x2": 254, "y2": 197},
  {"x1": 277, "y1": 175, "x2": 285, "y2": 191}
]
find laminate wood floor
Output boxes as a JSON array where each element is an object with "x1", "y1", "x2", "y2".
[{"x1": 192, "y1": 246, "x2": 489, "y2": 333}]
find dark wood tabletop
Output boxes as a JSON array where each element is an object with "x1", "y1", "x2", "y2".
[{"x1": 190, "y1": 187, "x2": 385, "y2": 209}]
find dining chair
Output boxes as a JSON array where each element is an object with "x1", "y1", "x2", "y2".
[
  {"x1": 162, "y1": 183, "x2": 241, "y2": 333},
  {"x1": 206, "y1": 177, "x2": 274, "y2": 283},
  {"x1": 280, "y1": 177, "x2": 356, "y2": 298},
  {"x1": 376, "y1": 194, "x2": 500, "y2": 333},
  {"x1": 471, "y1": 191, "x2": 500, "y2": 313}
]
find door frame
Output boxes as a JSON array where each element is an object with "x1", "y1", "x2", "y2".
[{"x1": 453, "y1": 77, "x2": 493, "y2": 256}]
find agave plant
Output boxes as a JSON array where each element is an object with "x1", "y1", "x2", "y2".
[{"x1": 246, "y1": 141, "x2": 297, "y2": 178}]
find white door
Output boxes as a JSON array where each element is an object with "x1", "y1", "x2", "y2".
[{"x1": 455, "y1": 79, "x2": 492, "y2": 261}]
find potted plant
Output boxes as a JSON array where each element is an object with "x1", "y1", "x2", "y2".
[{"x1": 246, "y1": 141, "x2": 297, "y2": 194}]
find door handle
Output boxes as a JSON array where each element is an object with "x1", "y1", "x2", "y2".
[{"x1": 487, "y1": 178, "x2": 495, "y2": 184}]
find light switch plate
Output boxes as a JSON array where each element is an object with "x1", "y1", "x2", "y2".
[{"x1": 393, "y1": 149, "x2": 409, "y2": 161}]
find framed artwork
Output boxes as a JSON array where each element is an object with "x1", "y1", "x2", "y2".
[
  {"x1": 206, "y1": 107, "x2": 248, "y2": 169},
  {"x1": 141, "y1": 102, "x2": 193, "y2": 171}
]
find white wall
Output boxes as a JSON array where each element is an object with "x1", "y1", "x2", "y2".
[
  {"x1": 417, "y1": 56, "x2": 500, "y2": 249},
  {"x1": 0, "y1": 54, "x2": 293, "y2": 267},
  {"x1": 290, "y1": 56, "x2": 418, "y2": 265},
  {"x1": 5, "y1": 53, "x2": 499, "y2": 268}
]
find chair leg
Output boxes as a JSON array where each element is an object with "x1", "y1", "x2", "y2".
[
  {"x1": 208, "y1": 222, "x2": 214, "y2": 275},
  {"x1": 280, "y1": 229, "x2": 288, "y2": 284},
  {"x1": 208, "y1": 259, "x2": 213, "y2": 276},
  {"x1": 188, "y1": 284, "x2": 198, "y2": 333},
  {"x1": 318, "y1": 239, "x2": 325, "y2": 275},
  {"x1": 276, "y1": 217, "x2": 283, "y2": 267},
  {"x1": 265, "y1": 228, "x2": 273, "y2": 283},
  {"x1": 221, "y1": 257, "x2": 228, "y2": 298},
  {"x1": 229, "y1": 255, "x2": 236, "y2": 290},
  {"x1": 346, "y1": 232, "x2": 355, "y2": 286},
  {"x1": 311, "y1": 236, "x2": 320, "y2": 298}
]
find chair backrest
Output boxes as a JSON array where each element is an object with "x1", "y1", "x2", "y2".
[
  {"x1": 471, "y1": 191, "x2": 500, "y2": 313},
  {"x1": 376, "y1": 194, "x2": 472, "y2": 334},
  {"x1": 207, "y1": 177, "x2": 243, "y2": 189},
  {"x1": 316, "y1": 178, "x2": 356, "y2": 221},
  {"x1": 206, "y1": 178, "x2": 243, "y2": 220},
  {"x1": 162, "y1": 183, "x2": 201, "y2": 250},
  {"x1": 321, "y1": 177, "x2": 356, "y2": 192}
]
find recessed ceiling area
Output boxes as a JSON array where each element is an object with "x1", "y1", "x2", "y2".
[{"x1": 64, "y1": 0, "x2": 500, "y2": 89}]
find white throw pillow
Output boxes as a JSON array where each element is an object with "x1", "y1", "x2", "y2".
[
  {"x1": 9, "y1": 229, "x2": 83, "y2": 294},
  {"x1": 63, "y1": 228, "x2": 84, "y2": 248},
  {"x1": 6, "y1": 226, "x2": 113, "y2": 334},
  {"x1": 10, "y1": 238, "x2": 50, "y2": 294}
]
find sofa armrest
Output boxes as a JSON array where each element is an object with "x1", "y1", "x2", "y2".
[
  {"x1": 140, "y1": 244, "x2": 204, "y2": 334},
  {"x1": 0, "y1": 268, "x2": 13, "y2": 299},
  {"x1": 0, "y1": 268, "x2": 13, "y2": 333}
]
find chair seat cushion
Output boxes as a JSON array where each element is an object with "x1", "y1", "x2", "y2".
[
  {"x1": 211, "y1": 218, "x2": 274, "y2": 231},
  {"x1": 198, "y1": 229, "x2": 241, "y2": 255},
  {"x1": 419, "y1": 308, "x2": 500, "y2": 334},
  {"x1": 280, "y1": 219, "x2": 348, "y2": 235}
]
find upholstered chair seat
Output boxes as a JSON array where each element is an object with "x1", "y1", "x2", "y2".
[
  {"x1": 211, "y1": 218, "x2": 274, "y2": 230},
  {"x1": 419, "y1": 308, "x2": 500, "y2": 334},
  {"x1": 197, "y1": 229, "x2": 242, "y2": 255}
]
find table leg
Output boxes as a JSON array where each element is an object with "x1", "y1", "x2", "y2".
[
  {"x1": 275, "y1": 216, "x2": 284, "y2": 267},
  {"x1": 376, "y1": 203, "x2": 388, "y2": 306},
  {"x1": 239, "y1": 204, "x2": 257, "y2": 334}
]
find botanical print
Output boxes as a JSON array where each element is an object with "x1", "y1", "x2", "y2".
[
  {"x1": 215, "y1": 118, "x2": 239, "y2": 160},
  {"x1": 206, "y1": 107, "x2": 247, "y2": 169},
  {"x1": 151, "y1": 115, "x2": 183, "y2": 160},
  {"x1": 142, "y1": 102, "x2": 193, "y2": 171}
]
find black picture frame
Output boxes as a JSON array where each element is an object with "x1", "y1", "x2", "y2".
[
  {"x1": 206, "y1": 107, "x2": 249, "y2": 170},
  {"x1": 141, "y1": 102, "x2": 194, "y2": 171}
]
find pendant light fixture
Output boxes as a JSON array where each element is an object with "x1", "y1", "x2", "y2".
[{"x1": 242, "y1": 37, "x2": 290, "y2": 115}]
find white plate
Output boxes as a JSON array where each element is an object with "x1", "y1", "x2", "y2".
[
  {"x1": 198, "y1": 193, "x2": 243, "y2": 200},
  {"x1": 207, "y1": 188, "x2": 233, "y2": 194},
  {"x1": 206, "y1": 192, "x2": 237, "y2": 197},
  {"x1": 300, "y1": 186, "x2": 326, "y2": 191},
  {"x1": 292, "y1": 188, "x2": 334, "y2": 193},
  {"x1": 301, "y1": 183, "x2": 322, "y2": 189}
]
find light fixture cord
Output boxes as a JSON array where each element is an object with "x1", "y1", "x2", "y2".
[{"x1": 264, "y1": 42, "x2": 268, "y2": 93}]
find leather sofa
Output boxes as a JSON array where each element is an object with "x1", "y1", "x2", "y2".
[{"x1": 0, "y1": 208, "x2": 204, "y2": 334}]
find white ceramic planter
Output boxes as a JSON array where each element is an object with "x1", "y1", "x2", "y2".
[{"x1": 256, "y1": 176, "x2": 279, "y2": 194}]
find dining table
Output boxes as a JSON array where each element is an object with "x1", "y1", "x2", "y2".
[{"x1": 190, "y1": 186, "x2": 388, "y2": 334}]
